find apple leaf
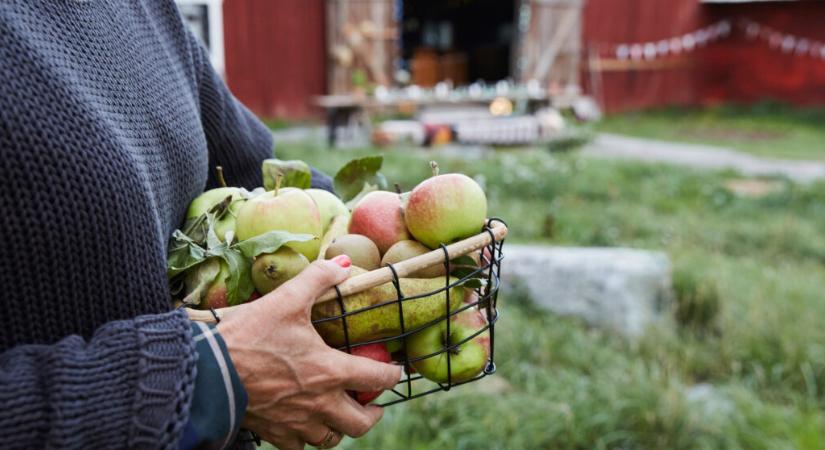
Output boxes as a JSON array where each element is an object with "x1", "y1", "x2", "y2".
[
  {"x1": 167, "y1": 230, "x2": 208, "y2": 279},
  {"x1": 262, "y1": 159, "x2": 312, "y2": 191},
  {"x1": 218, "y1": 248, "x2": 254, "y2": 306},
  {"x1": 344, "y1": 181, "x2": 379, "y2": 210},
  {"x1": 232, "y1": 230, "x2": 316, "y2": 259},
  {"x1": 334, "y1": 155, "x2": 388, "y2": 202},
  {"x1": 456, "y1": 277, "x2": 487, "y2": 290},
  {"x1": 180, "y1": 258, "x2": 222, "y2": 307}
]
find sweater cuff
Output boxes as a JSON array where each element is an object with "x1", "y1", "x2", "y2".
[{"x1": 180, "y1": 322, "x2": 248, "y2": 450}]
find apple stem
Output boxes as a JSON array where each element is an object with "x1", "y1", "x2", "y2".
[
  {"x1": 215, "y1": 166, "x2": 228, "y2": 188},
  {"x1": 394, "y1": 183, "x2": 402, "y2": 194},
  {"x1": 274, "y1": 173, "x2": 283, "y2": 196},
  {"x1": 430, "y1": 161, "x2": 439, "y2": 177}
]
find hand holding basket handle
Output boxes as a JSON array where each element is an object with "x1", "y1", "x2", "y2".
[{"x1": 186, "y1": 220, "x2": 508, "y2": 324}]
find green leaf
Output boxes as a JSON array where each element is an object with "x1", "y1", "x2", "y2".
[
  {"x1": 262, "y1": 159, "x2": 312, "y2": 191},
  {"x1": 233, "y1": 230, "x2": 316, "y2": 258},
  {"x1": 220, "y1": 248, "x2": 254, "y2": 306},
  {"x1": 456, "y1": 277, "x2": 487, "y2": 290},
  {"x1": 344, "y1": 181, "x2": 380, "y2": 210},
  {"x1": 181, "y1": 258, "x2": 222, "y2": 306},
  {"x1": 334, "y1": 155, "x2": 388, "y2": 201},
  {"x1": 167, "y1": 230, "x2": 208, "y2": 278}
]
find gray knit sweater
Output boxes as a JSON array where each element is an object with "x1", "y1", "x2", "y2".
[{"x1": 0, "y1": 1, "x2": 297, "y2": 448}]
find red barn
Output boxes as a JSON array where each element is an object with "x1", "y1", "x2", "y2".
[{"x1": 182, "y1": 0, "x2": 825, "y2": 118}]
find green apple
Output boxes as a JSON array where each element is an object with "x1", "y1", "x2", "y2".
[
  {"x1": 187, "y1": 187, "x2": 244, "y2": 242},
  {"x1": 306, "y1": 188, "x2": 350, "y2": 232},
  {"x1": 406, "y1": 308, "x2": 490, "y2": 384},
  {"x1": 235, "y1": 189, "x2": 323, "y2": 260},
  {"x1": 404, "y1": 174, "x2": 487, "y2": 249}
]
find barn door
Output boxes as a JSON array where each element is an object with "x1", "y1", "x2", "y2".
[
  {"x1": 516, "y1": 0, "x2": 582, "y2": 91},
  {"x1": 326, "y1": 0, "x2": 397, "y2": 95}
]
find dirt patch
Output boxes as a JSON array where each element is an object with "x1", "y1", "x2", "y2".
[{"x1": 723, "y1": 179, "x2": 784, "y2": 198}]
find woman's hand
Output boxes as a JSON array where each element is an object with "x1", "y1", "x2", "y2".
[{"x1": 217, "y1": 257, "x2": 401, "y2": 449}]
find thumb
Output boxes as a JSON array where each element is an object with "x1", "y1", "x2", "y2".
[{"x1": 265, "y1": 256, "x2": 351, "y2": 313}]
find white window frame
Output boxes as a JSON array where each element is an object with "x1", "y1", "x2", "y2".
[{"x1": 176, "y1": 0, "x2": 226, "y2": 76}]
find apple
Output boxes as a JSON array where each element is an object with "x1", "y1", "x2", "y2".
[
  {"x1": 349, "y1": 191, "x2": 410, "y2": 255},
  {"x1": 306, "y1": 188, "x2": 350, "y2": 232},
  {"x1": 325, "y1": 234, "x2": 381, "y2": 270},
  {"x1": 187, "y1": 187, "x2": 244, "y2": 242},
  {"x1": 348, "y1": 342, "x2": 393, "y2": 404},
  {"x1": 235, "y1": 189, "x2": 323, "y2": 260},
  {"x1": 404, "y1": 174, "x2": 487, "y2": 249},
  {"x1": 406, "y1": 308, "x2": 490, "y2": 384}
]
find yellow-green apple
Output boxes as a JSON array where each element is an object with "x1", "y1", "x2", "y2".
[
  {"x1": 381, "y1": 240, "x2": 446, "y2": 278},
  {"x1": 235, "y1": 189, "x2": 323, "y2": 260},
  {"x1": 406, "y1": 308, "x2": 490, "y2": 383},
  {"x1": 348, "y1": 191, "x2": 410, "y2": 255},
  {"x1": 186, "y1": 187, "x2": 244, "y2": 242},
  {"x1": 404, "y1": 174, "x2": 487, "y2": 249},
  {"x1": 306, "y1": 188, "x2": 350, "y2": 232},
  {"x1": 251, "y1": 247, "x2": 309, "y2": 294},
  {"x1": 347, "y1": 342, "x2": 393, "y2": 404},
  {"x1": 325, "y1": 234, "x2": 381, "y2": 270}
]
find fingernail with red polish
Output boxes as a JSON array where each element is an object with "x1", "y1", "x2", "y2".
[{"x1": 331, "y1": 254, "x2": 351, "y2": 268}]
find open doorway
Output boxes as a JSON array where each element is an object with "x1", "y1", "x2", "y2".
[{"x1": 400, "y1": 0, "x2": 516, "y2": 87}]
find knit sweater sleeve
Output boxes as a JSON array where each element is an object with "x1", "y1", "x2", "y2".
[
  {"x1": 186, "y1": 31, "x2": 334, "y2": 193},
  {"x1": 0, "y1": 310, "x2": 196, "y2": 450}
]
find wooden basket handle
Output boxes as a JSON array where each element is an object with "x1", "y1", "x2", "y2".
[{"x1": 186, "y1": 221, "x2": 508, "y2": 324}]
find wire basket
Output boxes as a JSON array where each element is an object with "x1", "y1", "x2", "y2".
[{"x1": 187, "y1": 218, "x2": 508, "y2": 406}]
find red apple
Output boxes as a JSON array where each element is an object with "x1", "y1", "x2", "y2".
[
  {"x1": 348, "y1": 191, "x2": 410, "y2": 254},
  {"x1": 348, "y1": 342, "x2": 393, "y2": 404},
  {"x1": 404, "y1": 174, "x2": 487, "y2": 249}
]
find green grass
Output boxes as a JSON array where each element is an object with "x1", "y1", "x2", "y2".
[
  {"x1": 596, "y1": 103, "x2": 825, "y2": 161},
  {"x1": 264, "y1": 142, "x2": 825, "y2": 449}
]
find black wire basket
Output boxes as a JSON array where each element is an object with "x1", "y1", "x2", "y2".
[{"x1": 313, "y1": 218, "x2": 507, "y2": 406}]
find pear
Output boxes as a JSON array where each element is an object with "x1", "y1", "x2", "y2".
[
  {"x1": 251, "y1": 247, "x2": 309, "y2": 295},
  {"x1": 381, "y1": 240, "x2": 446, "y2": 278},
  {"x1": 187, "y1": 187, "x2": 244, "y2": 242},
  {"x1": 404, "y1": 174, "x2": 487, "y2": 249},
  {"x1": 306, "y1": 188, "x2": 350, "y2": 232},
  {"x1": 325, "y1": 234, "x2": 381, "y2": 270},
  {"x1": 235, "y1": 189, "x2": 323, "y2": 260},
  {"x1": 312, "y1": 269, "x2": 465, "y2": 347}
]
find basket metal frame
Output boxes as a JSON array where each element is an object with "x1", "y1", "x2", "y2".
[{"x1": 313, "y1": 218, "x2": 507, "y2": 406}]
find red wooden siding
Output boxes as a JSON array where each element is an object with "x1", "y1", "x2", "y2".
[
  {"x1": 222, "y1": 0, "x2": 326, "y2": 119},
  {"x1": 582, "y1": 0, "x2": 825, "y2": 113},
  {"x1": 701, "y1": 2, "x2": 825, "y2": 106}
]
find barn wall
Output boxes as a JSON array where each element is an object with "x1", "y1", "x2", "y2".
[
  {"x1": 222, "y1": 0, "x2": 327, "y2": 119},
  {"x1": 581, "y1": 0, "x2": 708, "y2": 113},
  {"x1": 701, "y1": 2, "x2": 825, "y2": 106},
  {"x1": 582, "y1": 0, "x2": 825, "y2": 113}
]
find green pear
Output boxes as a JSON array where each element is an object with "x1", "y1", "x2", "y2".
[
  {"x1": 325, "y1": 234, "x2": 381, "y2": 270},
  {"x1": 404, "y1": 174, "x2": 487, "y2": 249},
  {"x1": 187, "y1": 187, "x2": 244, "y2": 242},
  {"x1": 184, "y1": 258, "x2": 232, "y2": 309},
  {"x1": 312, "y1": 269, "x2": 465, "y2": 347},
  {"x1": 306, "y1": 188, "x2": 350, "y2": 232},
  {"x1": 251, "y1": 247, "x2": 309, "y2": 294},
  {"x1": 406, "y1": 308, "x2": 490, "y2": 383},
  {"x1": 235, "y1": 189, "x2": 323, "y2": 260},
  {"x1": 381, "y1": 240, "x2": 446, "y2": 278}
]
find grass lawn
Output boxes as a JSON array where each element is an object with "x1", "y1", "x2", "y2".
[
  {"x1": 264, "y1": 142, "x2": 825, "y2": 449},
  {"x1": 596, "y1": 103, "x2": 825, "y2": 161}
]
